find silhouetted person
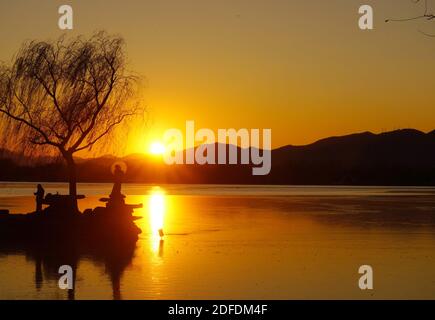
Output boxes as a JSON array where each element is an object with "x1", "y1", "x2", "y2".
[
  {"x1": 110, "y1": 165, "x2": 125, "y2": 202},
  {"x1": 34, "y1": 184, "x2": 45, "y2": 213}
]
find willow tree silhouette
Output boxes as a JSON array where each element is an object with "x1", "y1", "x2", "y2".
[{"x1": 0, "y1": 32, "x2": 144, "y2": 210}]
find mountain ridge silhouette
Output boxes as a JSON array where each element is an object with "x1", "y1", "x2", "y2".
[{"x1": 1, "y1": 128, "x2": 434, "y2": 185}]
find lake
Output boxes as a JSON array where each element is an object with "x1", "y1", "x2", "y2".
[{"x1": 1, "y1": 183, "x2": 435, "y2": 299}]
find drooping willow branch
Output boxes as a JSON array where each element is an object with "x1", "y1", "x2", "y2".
[{"x1": 386, "y1": 0, "x2": 435, "y2": 36}]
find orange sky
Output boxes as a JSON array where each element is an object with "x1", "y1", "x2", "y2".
[{"x1": 1, "y1": 0, "x2": 435, "y2": 155}]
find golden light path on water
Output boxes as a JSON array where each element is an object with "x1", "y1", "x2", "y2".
[{"x1": 147, "y1": 187, "x2": 165, "y2": 253}]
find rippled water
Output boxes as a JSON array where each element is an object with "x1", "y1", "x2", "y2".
[{"x1": 1, "y1": 183, "x2": 435, "y2": 299}]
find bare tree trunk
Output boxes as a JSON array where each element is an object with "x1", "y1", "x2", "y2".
[{"x1": 64, "y1": 152, "x2": 78, "y2": 212}]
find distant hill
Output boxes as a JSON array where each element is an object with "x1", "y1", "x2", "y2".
[
  {"x1": 1, "y1": 129, "x2": 434, "y2": 185},
  {"x1": 270, "y1": 129, "x2": 435, "y2": 185}
]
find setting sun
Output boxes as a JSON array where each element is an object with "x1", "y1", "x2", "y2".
[{"x1": 149, "y1": 142, "x2": 166, "y2": 155}]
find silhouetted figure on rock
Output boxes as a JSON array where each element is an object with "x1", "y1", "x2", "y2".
[
  {"x1": 109, "y1": 164, "x2": 126, "y2": 207},
  {"x1": 34, "y1": 184, "x2": 45, "y2": 213},
  {"x1": 94, "y1": 163, "x2": 142, "y2": 221}
]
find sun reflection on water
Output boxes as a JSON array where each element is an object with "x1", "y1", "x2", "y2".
[{"x1": 148, "y1": 188, "x2": 165, "y2": 253}]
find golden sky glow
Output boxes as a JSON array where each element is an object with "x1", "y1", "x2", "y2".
[{"x1": 1, "y1": 0, "x2": 435, "y2": 156}]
